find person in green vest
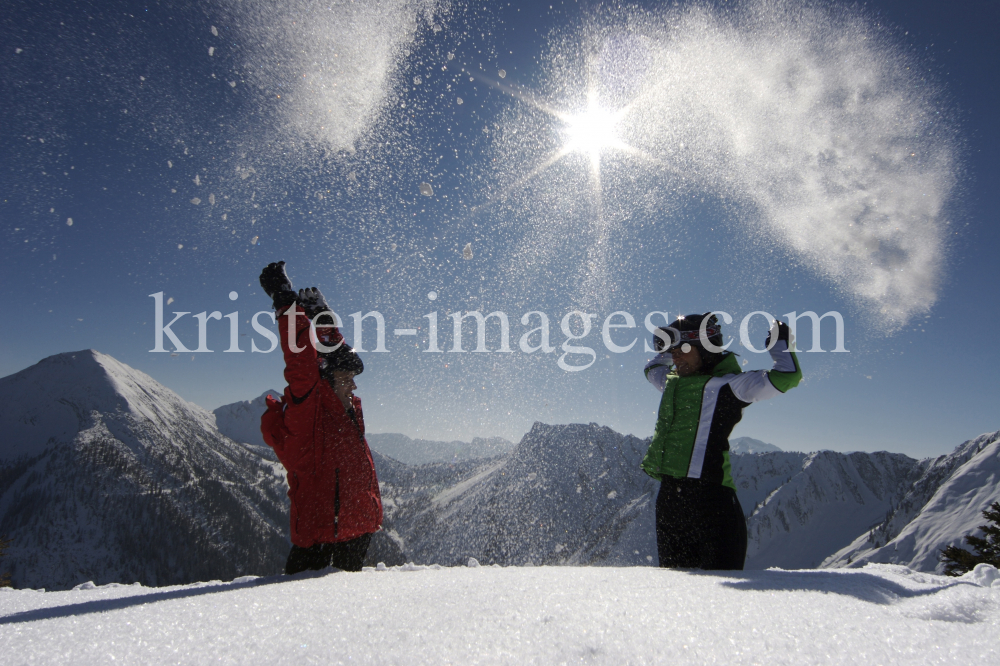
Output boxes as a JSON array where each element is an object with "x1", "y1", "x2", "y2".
[{"x1": 643, "y1": 313, "x2": 801, "y2": 569}]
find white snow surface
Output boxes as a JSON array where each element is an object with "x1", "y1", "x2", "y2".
[{"x1": 2, "y1": 563, "x2": 998, "y2": 665}]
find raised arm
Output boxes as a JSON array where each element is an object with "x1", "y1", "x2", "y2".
[
  {"x1": 260, "y1": 262, "x2": 345, "y2": 401},
  {"x1": 728, "y1": 321, "x2": 802, "y2": 403}
]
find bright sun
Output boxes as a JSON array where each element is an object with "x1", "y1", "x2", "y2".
[{"x1": 560, "y1": 93, "x2": 628, "y2": 171}]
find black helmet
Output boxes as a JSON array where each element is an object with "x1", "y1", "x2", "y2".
[
  {"x1": 653, "y1": 313, "x2": 724, "y2": 353},
  {"x1": 318, "y1": 345, "x2": 364, "y2": 377}
]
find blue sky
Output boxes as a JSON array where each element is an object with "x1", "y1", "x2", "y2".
[{"x1": 1, "y1": 0, "x2": 997, "y2": 458}]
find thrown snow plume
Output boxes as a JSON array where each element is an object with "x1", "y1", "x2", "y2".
[
  {"x1": 227, "y1": 0, "x2": 442, "y2": 151},
  {"x1": 505, "y1": 0, "x2": 957, "y2": 328}
]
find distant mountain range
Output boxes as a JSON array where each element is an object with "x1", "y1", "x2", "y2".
[
  {"x1": 212, "y1": 393, "x2": 515, "y2": 465},
  {"x1": 1, "y1": 350, "x2": 997, "y2": 589}
]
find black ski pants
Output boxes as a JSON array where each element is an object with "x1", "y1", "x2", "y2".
[
  {"x1": 655, "y1": 477, "x2": 747, "y2": 570},
  {"x1": 285, "y1": 533, "x2": 373, "y2": 575}
]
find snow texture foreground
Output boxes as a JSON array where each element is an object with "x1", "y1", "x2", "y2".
[{"x1": 2, "y1": 564, "x2": 998, "y2": 665}]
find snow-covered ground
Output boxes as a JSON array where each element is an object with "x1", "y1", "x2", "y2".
[{"x1": 2, "y1": 563, "x2": 998, "y2": 665}]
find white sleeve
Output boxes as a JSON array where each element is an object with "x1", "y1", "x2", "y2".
[
  {"x1": 644, "y1": 353, "x2": 672, "y2": 393},
  {"x1": 728, "y1": 370, "x2": 782, "y2": 403},
  {"x1": 729, "y1": 340, "x2": 801, "y2": 403}
]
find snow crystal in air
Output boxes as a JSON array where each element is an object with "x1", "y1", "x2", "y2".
[
  {"x1": 251, "y1": 236, "x2": 259, "y2": 245},
  {"x1": 222, "y1": 213, "x2": 227, "y2": 220},
  {"x1": 229, "y1": 81, "x2": 236, "y2": 88},
  {"x1": 193, "y1": 174, "x2": 200, "y2": 186},
  {"x1": 177, "y1": 244, "x2": 183, "y2": 249},
  {"x1": 447, "y1": 52, "x2": 454, "y2": 60},
  {"x1": 414, "y1": 76, "x2": 422, "y2": 85},
  {"x1": 15, "y1": 48, "x2": 22, "y2": 54},
  {"x1": 209, "y1": 193, "x2": 215, "y2": 205},
  {"x1": 462, "y1": 243, "x2": 473, "y2": 260},
  {"x1": 456, "y1": 97, "x2": 463, "y2": 105},
  {"x1": 190, "y1": 198, "x2": 201, "y2": 205},
  {"x1": 167, "y1": 160, "x2": 172, "y2": 168},
  {"x1": 498, "y1": 69, "x2": 506, "y2": 78},
  {"x1": 607, "y1": 490, "x2": 617, "y2": 499},
  {"x1": 66, "y1": 218, "x2": 73, "y2": 226},
  {"x1": 211, "y1": 25, "x2": 218, "y2": 37},
  {"x1": 232, "y1": 0, "x2": 442, "y2": 151},
  {"x1": 208, "y1": 47, "x2": 215, "y2": 57},
  {"x1": 419, "y1": 183, "x2": 434, "y2": 196}
]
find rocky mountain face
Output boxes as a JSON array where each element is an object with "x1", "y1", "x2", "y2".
[
  {"x1": 363, "y1": 432, "x2": 515, "y2": 465},
  {"x1": 739, "y1": 450, "x2": 922, "y2": 569},
  {"x1": 823, "y1": 432, "x2": 1000, "y2": 573},
  {"x1": 0, "y1": 351, "x2": 291, "y2": 590},
  {"x1": 376, "y1": 423, "x2": 659, "y2": 567}
]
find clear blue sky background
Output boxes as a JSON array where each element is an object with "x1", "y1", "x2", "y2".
[{"x1": 2, "y1": 0, "x2": 997, "y2": 458}]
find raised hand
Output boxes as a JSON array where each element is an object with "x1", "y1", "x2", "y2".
[
  {"x1": 297, "y1": 287, "x2": 330, "y2": 318},
  {"x1": 260, "y1": 261, "x2": 293, "y2": 297},
  {"x1": 259, "y1": 261, "x2": 296, "y2": 310},
  {"x1": 765, "y1": 320, "x2": 792, "y2": 349}
]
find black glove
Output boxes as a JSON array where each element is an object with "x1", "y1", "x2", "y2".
[
  {"x1": 765, "y1": 320, "x2": 791, "y2": 349},
  {"x1": 259, "y1": 261, "x2": 296, "y2": 310},
  {"x1": 297, "y1": 287, "x2": 331, "y2": 319}
]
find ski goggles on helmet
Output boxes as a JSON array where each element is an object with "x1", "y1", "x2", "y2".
[{"x1": 652, "y1": 322, "x2": 721, "y2": 353}]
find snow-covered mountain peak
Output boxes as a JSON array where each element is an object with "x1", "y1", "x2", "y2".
[
  {"x1": 212, "y1": 389, "x2": 282, "y2": 450},
  {"x1": 730, "y1": 436, "x2": 783, "y2": 455},
  {"x1": 0, "y1": 349, "x2": 213, "y2": 462},
  {"x1": 0, "y1": 351, "x2": 291, "y2": 589}
]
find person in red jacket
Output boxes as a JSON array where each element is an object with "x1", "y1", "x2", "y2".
[{"x1": 258, "y1": 261, "x2": 383, "y2": 574}]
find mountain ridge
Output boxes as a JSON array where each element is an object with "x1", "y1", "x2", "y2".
[{"x1": 3, "y1": 350, "x2": 998, "y2": 589}]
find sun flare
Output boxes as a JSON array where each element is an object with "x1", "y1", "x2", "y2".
[{"x1": 559, "y1": 93, "x2": 629, "y2": 172}]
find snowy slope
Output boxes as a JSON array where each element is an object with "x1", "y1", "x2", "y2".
[
  {"x1": 0, "y1": 350, "x2": 291, "y2": 590},
  {"x1": 824, "y1": 431, "x2": 1000, "y2": 572},
  {"x1": 1, "y1": 563, "x2": 997, "y2": 665},
  {"x1": 730, "y1": 450, "x2": 808, "y2": 516}
]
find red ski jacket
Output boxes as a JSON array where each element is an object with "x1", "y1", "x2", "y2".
[{"x1": 260, "y1": 306, "x2": 382, "y2": 547}]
